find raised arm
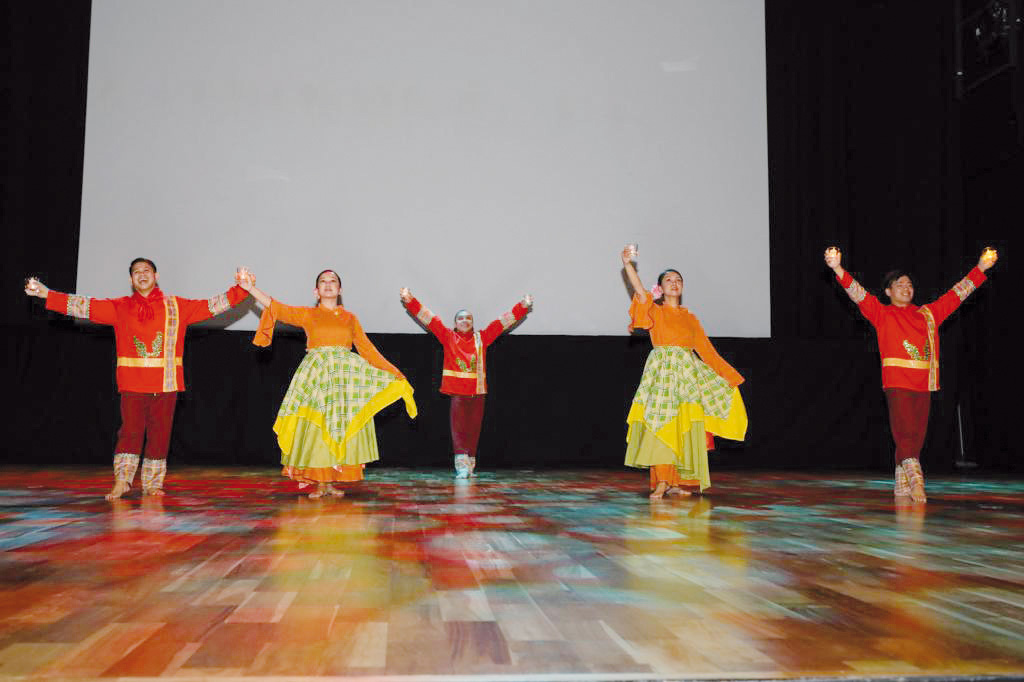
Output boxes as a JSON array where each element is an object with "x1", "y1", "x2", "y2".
[
  {"x1": 621, "y1": 245, "x2": 648, "y2": 301},
  {"x1": 479, "y1": 295, "x2": 533, "y2": 345},
  {"x1": 245, "y1": 271, "x2": 315, "y2": 347},
  {"x1": 176, "y1": 275, "x2": 249, "y2": 325},
  {"x1": 824, "y1": 247, "x2": 883, "y2": 326},
  {"x1": 237, "y1": 268, "x2": 271, "y2": 308},
  {"x1": 400, "y1": 289, "x2": 452, "y2": 343},
  {"x1": 923, "y1": 248, "x2": 996, "y2": 326}
]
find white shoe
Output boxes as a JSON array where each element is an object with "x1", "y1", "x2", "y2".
[{"x1": 454, "y1": 454, "x2": 470, "y2": 479}]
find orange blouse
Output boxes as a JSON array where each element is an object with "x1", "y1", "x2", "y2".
[
  {"x1": 629, "y1": 294, "x2": 744, "y2": 387},
  {"x1": 254, "y1": 300, "x2": 403, "y2": 378}
]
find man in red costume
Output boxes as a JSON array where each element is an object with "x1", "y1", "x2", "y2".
[
  {"x1": 25, "y1": 259, "x2": 249, "y2": 499},
  {"x1": 400, "y1": 287, "x2": 532, "y2": 478},
  {"x1": 824, "y1": 247, "x2": 998, "y2": 502}
]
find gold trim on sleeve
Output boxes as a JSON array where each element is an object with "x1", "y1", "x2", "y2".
[
  {"x1": 66, "y1": 294, "x2": 91, "y2": 319},
  {"x1": 208, "y1": 292, "x2": 230, "y2": 315},
  {"x1": 952, "y1": 276, "x2": 976, "y2": 301},
  {"x1": 416, "y1": 307, "x2": 435, "y2": 326},
  {"x1": 844, "y1": 279, "x2": 867, "y2": 304}
]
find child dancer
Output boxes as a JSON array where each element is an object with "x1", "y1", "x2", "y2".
[{"x1": 400, "y1": 287, "x2": 532, "y2": 478}]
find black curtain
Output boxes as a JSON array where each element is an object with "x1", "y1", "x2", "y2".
[
  {"x1": 1, "y1": 0, "x2": 90, "y2": 326},
  {"x1": 767, "y1": 0, "x2": 966, "y2": 339}
]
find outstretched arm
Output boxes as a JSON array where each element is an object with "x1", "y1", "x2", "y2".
[
  {"x1": 479, "y1": 295, "x2": 533, "y2": 345},
  {"x1": 924, "y1": 248, "x2": 997, "y2": 326},
  {"x1": 237, "y1": 268, "x2": 271, "y2": 307},
  {"x1": 176, "y1": 268, "x2": 251, "y2": 325},
  {"x1": 26, "y1": 277, "x2": 119, "y2": 325},
  {"x1": 621, "y1": 246, "x2": 648, "y2": 301},
  {"x1": 400, "y1": 288, "x2": 451, "y2": 342},
  {"x1": 237, "y1": 267, "x2": 312, "y2": 324},
  {"x1": 824, "y1": 247, "x2": 882, "y2": 326}
]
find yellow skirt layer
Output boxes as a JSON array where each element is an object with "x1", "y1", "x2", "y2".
[
  {"x1": 625, "y1": 388, "x2": 747, "y2": 493},
  {"x1": 627, "y1": 387, "x2": 748, "y2": 446},
  {"x1": 275, "y1": 379, "x2": 416, "y2": 468}
]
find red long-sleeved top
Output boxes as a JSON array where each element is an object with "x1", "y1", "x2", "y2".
[
  {"x1": 836, "y1": 267, "x2": 986, "y2": 391},
  {"x1": 46, "y1": 285, "x2": 249, "y2": 393},
  {"x1": 403, "y1": 297, "x2": 529, "y2": 395}
]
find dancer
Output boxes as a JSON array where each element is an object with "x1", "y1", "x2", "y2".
[
  {"x1": 399, "y1": 287, "x2": 533, "y2": 478},
  {"x1": 242, "y1": 269, "x2": 416, "y2": 499},
  {"x1": 824, "y1": 246, "x2": 997, "y2": 502},
  {"x1": 24, "y1": 260, "x2": 249, "y2": 499},
  {"x1": 620, "y1": 246, "x2": 748, "y2": 499}
]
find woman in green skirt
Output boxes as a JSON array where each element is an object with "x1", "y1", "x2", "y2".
[
  {"x1": 620, "y1": 247, "x2": 748, "y2": 498},
  {"x1": 239, "y1": 269, "x2": 416, "y2": 498}
]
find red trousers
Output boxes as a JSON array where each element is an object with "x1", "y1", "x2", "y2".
[
  {"x1": 884, "y1": 388, "x2": 930, "y2": 464},
  {"x1": 114, "y1": 392, "x2": 178, "y2": 460},
  {"x1": 450, "y1": 394, "x2": 486, "y2": 456}
]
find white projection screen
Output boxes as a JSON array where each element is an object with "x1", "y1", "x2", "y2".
[{"x1": 79, "y1": 0, "x2": 769, "y2": 336}]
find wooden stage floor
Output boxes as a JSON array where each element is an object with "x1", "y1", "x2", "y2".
[{"x1": 0, "y1": 467, "x2": 1023, "y2": 681}]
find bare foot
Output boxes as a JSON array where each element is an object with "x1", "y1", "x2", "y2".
[
  {"x1": 308, "y1": 484, "x2": 326, "y2": 500},
  {"x1": 144, "y1": 488, "x2": 165, "y2": 497},
  {"x1": 909, "y1": 483, "x2": 927, "y2": 503},
  {"x1": 105, "y1": 480, "x2": 130, "y2": 501},
  {"x1": 649, "y1": 482, "x2": 669, "y2": 499},
  {"x1": 665, "y1": 486, "x2": 692, "y2": 497},
  {"x1": 324, "y1": 484, "x2": 345, "y2": 498}
]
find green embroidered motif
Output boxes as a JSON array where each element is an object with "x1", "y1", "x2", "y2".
[
  {"x1": 456, "y1": 355, "x2": 477, "y2": 373},
  {"x1": 902, "y1": 339, "x2": 930, "y2": 361},
  {"x1": 134, "y1": 332, "x2": 163, "y2": 358}
]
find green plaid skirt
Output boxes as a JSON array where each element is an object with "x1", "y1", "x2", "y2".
[
  {"x1": 624, "y1": 346, "x2": 745, "y2": 489},
  {"x1": 630, "y1": 346, "x2": 735, "y2": 436},
  {"x1": 274, "y1": 346, "x2": 402, "y2": 467}
]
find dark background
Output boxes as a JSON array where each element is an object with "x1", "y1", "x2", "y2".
[{"x1": 2, "y1": 0, "x2": 1020, "y2": 472}]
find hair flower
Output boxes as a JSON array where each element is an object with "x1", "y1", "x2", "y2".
[{"x1": 650, "y1": 284, "x2": 663, "y2": 299}]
